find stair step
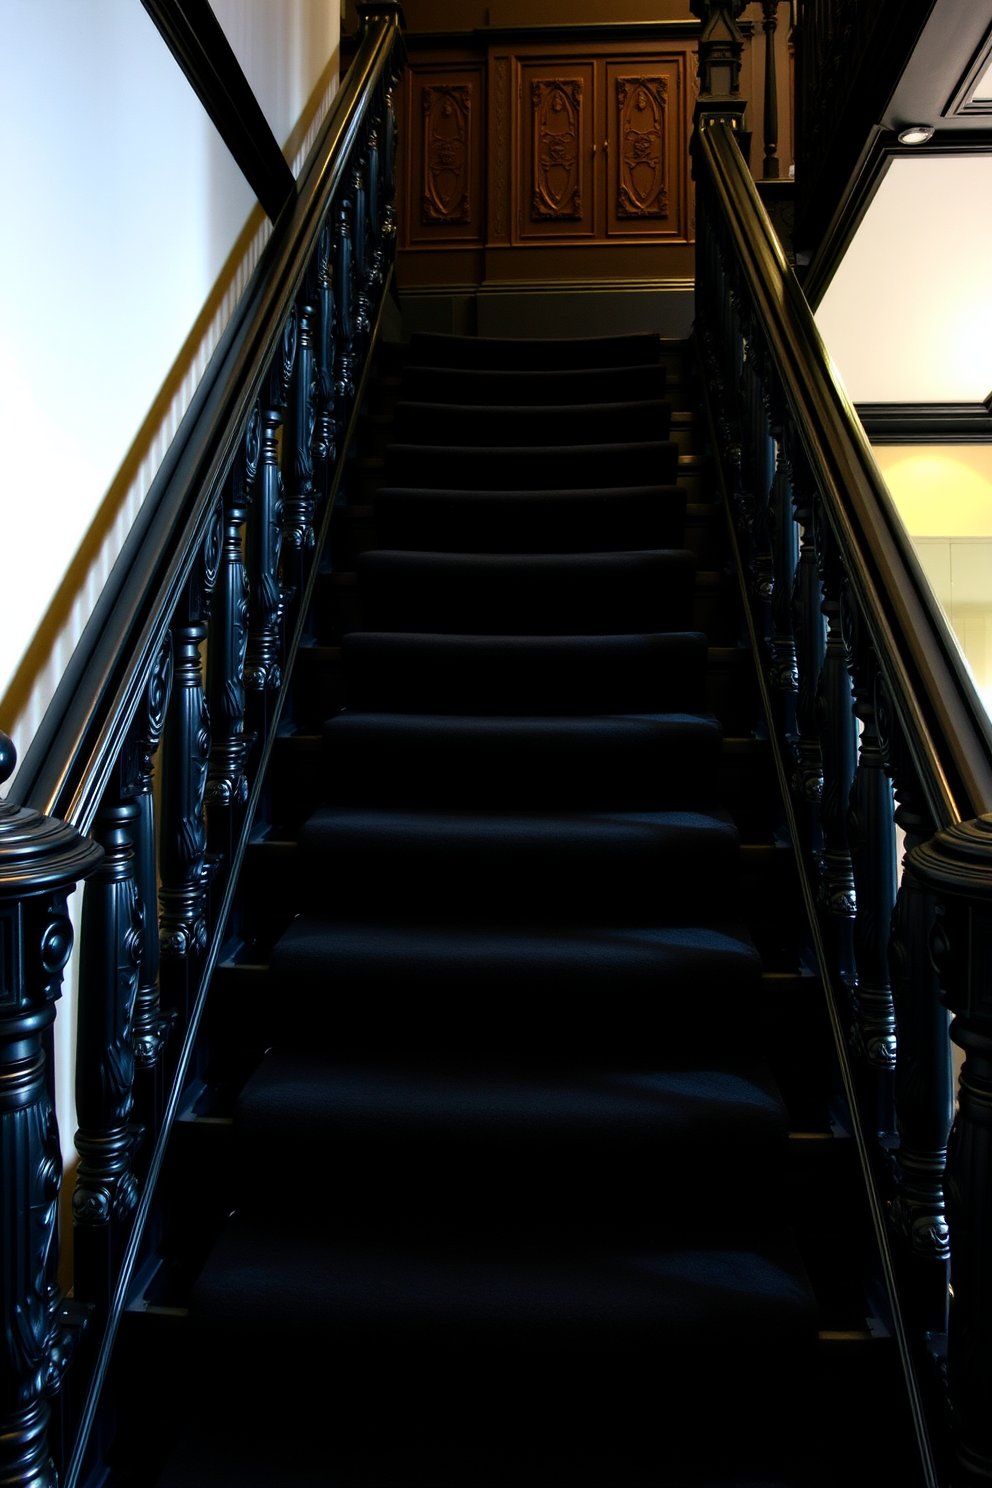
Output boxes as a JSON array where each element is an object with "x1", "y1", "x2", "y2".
[
  {"x1": 356, "y1": 548, "x2": 697, "y2": 635},
  {"x1": 391, "y1": 398, "x2": 673, "y2": 446},
  {"x1": 406, "y1": 329, "x2": 669, "y2": 369},
  {"x1": 371, "y1": 483, "x2": 687, "y2": 553},
  {"x1": 399, "y1": 360, "x2": 669, "y2": 405},
  {"x1": 384, "y1": 439, "x2": 681, "y2": 491}
]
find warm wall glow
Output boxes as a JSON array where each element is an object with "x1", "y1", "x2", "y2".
[
  {"x1": 874, "y1": 446, "x2": 992, "y2": 535},
  {"x1": 816, "y1": 156, "x2": 992, "y2": 402}
]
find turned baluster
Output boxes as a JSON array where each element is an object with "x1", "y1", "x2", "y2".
[
  {"x1": 207, "y1": 411, "x2": 258, "y2": 868},
  {"x1": 741, "y1": 337, "x2": 775, "y2": 608},
  {"x1": 130, "y1": 640, "x2": 174, "y2": 1137},
  {"x1": 334, "y1": 194, "x2": 357, "y2": 410},
  {"x1": 812, "y1": 507, "x2": 857, "y2": 964},
  {"x1": 282, "y1": 276, "x2": 318, "y2": 611},
  {"x1": 0, "y1": 732, "x2": 102, "y2": 1488},
  {"x1": 72, "y1": 768, "x2": 143, "y2": 1309},
  {"x1": 767, "y1": 445, "x2": 799, "y2": 722},
  {"x1": 788, "y1": 449, "x2": 825, "y2": 825},
  {"x1": 351, "y1": 154, "x2": 371, "y2": 344},
  {"x1": 911, "y1": 816, "x2": 992, "y2": 1482},
  {"x1": 313, "y1": 223, "x2": 338, "y2": 498},
  {"x1": 245, "y1": 308, "x2": 295, "y2": 742},
  {"x1": 366, "y1": 124, "x2": 383, "y2": 291},
  {"x1": 879, "y1": 674, "x2": 951, "y2": 1330},
  {"x1": 840, "y1": 582, "x2": 898, "y2": 1114},
  {"x1": 158, "y1": 509, "x2": 222, "y2": 1029},
  {"x1": 381, "y1": 84, "x2": 399, "y2": 252}
]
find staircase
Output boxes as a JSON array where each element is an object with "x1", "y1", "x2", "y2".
[{"x1": 108, "y1": 328, "x2": 923, "y2": 1487}]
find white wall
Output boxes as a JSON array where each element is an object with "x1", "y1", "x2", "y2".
[{"x1": 0, "y1": 0, "x2": 340, "y2": 731}]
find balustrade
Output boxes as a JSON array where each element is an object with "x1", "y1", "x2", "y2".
[
  {"x1": 694, "y1": 95, "x2": 992, "y2": 1484},
  {"x1": 0, "y1": 10, "x2": 404, "y2": 1483}
]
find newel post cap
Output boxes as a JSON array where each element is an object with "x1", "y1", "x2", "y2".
[
  {"x1": 0, "y1": 733, "x2": 103, "y2": 901},
  {"x1": 909, "y1": 814, "x2": 992, "y2": 902}
]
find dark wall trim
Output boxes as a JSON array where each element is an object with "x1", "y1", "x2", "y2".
[
  {"x1": 142, "y1": 0, "x2": 296, "y2": 221},
  {"x1": 401, "y1": 20, "x2": 704, "y2": 46},
  {"x1": 858, "y1": 401, "x2": 992, "y2": 443}
]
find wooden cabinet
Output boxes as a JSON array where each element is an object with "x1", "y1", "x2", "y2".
[
  {"x1": 396, "y1": 25, "x2": 706, "y2": 285},
  {"x1": 510, "y1": 53, "x2": 688, "y2": 244}
]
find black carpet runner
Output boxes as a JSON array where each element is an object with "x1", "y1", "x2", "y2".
[{"x1": 159, "y1": 332, "x2": 818, "y2": 1486}]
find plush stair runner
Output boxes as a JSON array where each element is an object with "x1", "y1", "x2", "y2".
[{"x1": 163, "y1": 333, "x2": 817, "y2": 1486}]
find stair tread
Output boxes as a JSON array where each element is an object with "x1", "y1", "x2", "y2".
[{"x1": 391, "y1": 398, "x2": 673, "y2": 445}]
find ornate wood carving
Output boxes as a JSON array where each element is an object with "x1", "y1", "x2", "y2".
[
  {"x1": 73, "y1": 790, "x2": 142, "y2": 1307},
  {"x1": 130, "y1": 639, "x2": 173, "y2": 1102},
  {"x1": 421, "y1": 85, "x2": 470, "y2": 224},
  {"x1": 531, "y1": 79, "x2": 582, "y2": 221},
  {"x1": 617, "y1": 77, "x2": 669, "y2": 218},
  {"x1": 0, "y1": 732, "x2": 102, "y2": 1488},
  {"x1": 159, "y1": 507, "x2": 222, "y2": 998}
]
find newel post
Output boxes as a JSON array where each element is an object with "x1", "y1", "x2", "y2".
[
  {"x1": 690, "y1": 0, "x2": 749, "y2": 144},
  {"x1": 911, "y1": 815, "x2": 992, "y2": 1482},
  {"x1": 0, "y1": 732, "x2": 102, "y2": 1487}
]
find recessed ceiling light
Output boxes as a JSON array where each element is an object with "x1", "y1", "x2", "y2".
[{"x1": 898, "y1": 124, "x2": 935, "y2": 145}]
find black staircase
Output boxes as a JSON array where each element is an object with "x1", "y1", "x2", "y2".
[{"x1": 7, "y1": 10, "x2": 992, "y2": 1487}]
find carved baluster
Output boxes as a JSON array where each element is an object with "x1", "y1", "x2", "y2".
[
  {"x1": 812, "y1": 506, "x2": 857, "y2": 950},
  {"x1": 911, "y1": 815, "x2": 992, "y2": 1481},
  {"x1": 72, "y1": 760, "x2": 143, "y2": 1308},
  {"x1": 313, "y1": 224, "x2": 338, "y2": 498},
  {"x1": 841, "y1": 582, "x2": 898, "y2": 1108},
  {"x1": 351, "y1": 155, "x2": 371, "y2": 344},
  {"x1": 0, "y1": 732, "x2": 102, "y2": 1488},
  {"x1": 207, "y1": 412, "x2": 258, "y2": 869},
  {"x1": 334, "y1": 194, "x2": 356, "y2": 410},
  {"x1": 381, "y1": 84, "x2": 399, "y2": 252},
  {"x1": 879, "y1": 675, "x2": 952, "y2": 1329},
  {"x1": 768, "y1": 445, "x2": 799, "y2": 717},
  {"x1": 787, "y1": 447, "x2": 825, "y2": 823},
  {"x1": 159, "y1": 508, "x2": 222, "y2": 1028},
  {"x1": 282, "y1": 279, "x2": 318, "y2": 608},
  {"x1": 131, "y1": 640, "x2": 174, "y2": 1135},
  {"x1": 366, "y1": 124, "x2": 383, "y2": 291},
  {"x1": 245, "y1": 309, "x2": 295, "y2": 742},
  {"x1": 741, "y1": 338, "x2": 775, "y2": 609}
]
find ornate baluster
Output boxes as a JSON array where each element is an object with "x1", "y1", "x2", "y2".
[
  {"x1": 334, "y1": 192, "x2": 357, "y2": 408},
  {"x1": 767, "y1": 445, "x2": 799, "y2": 718},
  {"x1": 841, "y1": 582, "x2": 898, "y2": 1109},
  {"x1": 207, "y1": 412, "x2": 259, "y2": 869},
  {"x1": 131, "y1": 640, "x2": 174, "y2": 1135},
  {"x1": 0, "y1": 732, "x2": 102, "y2": 1488},
  {"x1": 313, "y1": 224, "x2": 338, "y2": 499},
  {"x1": 245, "y1": 310, "x2": 294, "y2": 742},
  {"x1": 282, "y1": 280, "x2": 318, "y2": 607},
  {"x1": 381, "y1": 83, "x2": 399, "y2": 254},
  {"x1": 880, "y1": 675, "x2": 951, "y2": 1329},
  {"x1": 911, "y1": 815, "x2": 992, "y2": 1481},
  {"x1": 351, "y1": 152, "x2": 371, "y2": 346},
  {"x1": 812, "y1": 507, "x2": 857, "y2": 956},
  {"x1": 72, "y1": 766, "x2": 142, "y2": 1308},
  {"x1": 786, "y1": 445, "x2": 825, "y2": 823},
  {"x1": 159, "y1": 508, "x2": 222, "y2": 1028},
  {"x1": 366, "y1": 124, "x2": 383, "y2": 292}
]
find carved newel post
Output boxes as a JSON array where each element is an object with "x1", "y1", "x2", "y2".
[
  {"x1": 0, "y1": 732, "x2": 102, "y2": 1487},
  {"x1": 690, "y1": 0, "x2": 748, "y2": 127},
  {"x1": 911, "y1": 815, "x2": 992, "y2": 1482}
]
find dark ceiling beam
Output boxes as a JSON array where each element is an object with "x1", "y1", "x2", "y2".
[{"x1": 141, "y1": 0, "x2": 296, "y2": 222}]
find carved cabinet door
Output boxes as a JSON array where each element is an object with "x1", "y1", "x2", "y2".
[
  {"x1": 606, "y1": 59, "x2": 684, "y2": 239},
  {"x1": 517, "y1": 63, "x2": 596, "y2": 240}
]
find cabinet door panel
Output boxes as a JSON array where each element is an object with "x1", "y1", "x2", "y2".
[
  {"x1": 517, "y1": 62, "x2": 596, "y2": 240},
  {"x1": 405, "y1": 65, "x2": 485, "y2": 247},
  {"x1": 607, "y1": 58, "x2": 685, "y2": 240}
]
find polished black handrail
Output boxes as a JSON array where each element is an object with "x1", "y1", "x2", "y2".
[
  {"x1": 697, "y1": 116, "x2": 992, "y2": 828},
  {"x1": 10, "y1": 10, "x2": 400, "y2": 833}
]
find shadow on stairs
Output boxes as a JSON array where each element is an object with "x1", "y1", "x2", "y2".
[{"x1": 110, "y1": 330, "x2": 925, "y2": 1488}]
